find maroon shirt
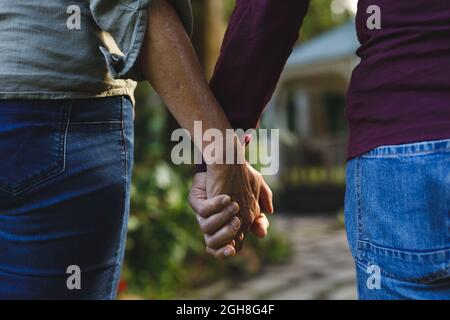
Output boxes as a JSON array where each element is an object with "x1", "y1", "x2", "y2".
[{"x1": 209, "y1": 0, "x2": 450, "y2": 160}]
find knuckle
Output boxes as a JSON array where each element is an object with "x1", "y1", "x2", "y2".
[
  {"x1": 198, "y1": 218, "x2": 206, "y2": 230},
  {"x1": 201, "y1": 222, "x2": 213, "y2": 234},
  {"x1": 226, "y1": 224, "x2": 237, "y2": 237},
  {"x1": 213, "y1": 197, "x2": 222, "y2": 209},
  {"x1": 197, "y1": 204, "x2": 207, "y2": 217},
  {"x1": 205, "y1": 236, "x2": 214, "y2": 248}
]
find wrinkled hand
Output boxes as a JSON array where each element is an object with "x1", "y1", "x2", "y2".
[
  {"x1": 189, "y1": 171, "x2": 272, "y2": 258},
  {"x1": 206, "y1": 162, "x2": 273, "y2": 250},
  {"x1": 189, "y1": 173, "x2": 241, "y2": 258}
]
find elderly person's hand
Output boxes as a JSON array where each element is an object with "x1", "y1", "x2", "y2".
[
  {"x1": 206, "y1": 161, "x2": 273, "y2": 249},
  {"x1": 188, "y1": 167, "x2": 273, "y2": 259}
]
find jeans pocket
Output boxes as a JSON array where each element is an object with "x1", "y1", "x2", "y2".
[
  {"x1": 0, "y1": 100, "x2": 71, "y2": 196},
  {"x1": 357, "y1": 242, "x2": 450, "y2": 285},
  {"x1": 354, "y1": 152, "x2": 450, "y2": 284}
]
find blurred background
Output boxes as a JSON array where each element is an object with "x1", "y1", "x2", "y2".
[{"x1": 119, "y1": 0, "x2": 359, "y2": 300}]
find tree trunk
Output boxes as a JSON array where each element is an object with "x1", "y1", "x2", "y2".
[{"x1": 203, "y1": 0, "x2": 227, "y2": 78}]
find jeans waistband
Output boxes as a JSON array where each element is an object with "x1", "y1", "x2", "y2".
[
  {"x1": 0, "y1": 96, "x2": 130, "y2": 125},
  {"x1": 362, "y1": 139, "x2": 450, "y2": 157},
  {"x1": 70, "y1": 96, "x2": 129, "y2": 124}
]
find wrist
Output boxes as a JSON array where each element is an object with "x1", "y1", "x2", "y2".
[{"x1": 205, "y1": 132, "x2": 246, "y2": 172}]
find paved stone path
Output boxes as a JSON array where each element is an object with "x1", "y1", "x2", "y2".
[{"x1": 190, "y1": 214, "x2": 357, "y2": 300}]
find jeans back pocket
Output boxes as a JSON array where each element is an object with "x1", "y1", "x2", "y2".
[
  {"x1": 353, "y1": 144, "x2": 450, "y2": 284},
  {"x1": 0, "y1": 100, "x2": 71, "y2": 196}
]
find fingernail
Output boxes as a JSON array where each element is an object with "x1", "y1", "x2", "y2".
[
  {"x1": 231, "y1": 217, "x2": 241, "y2": 230},
  {"x1": 221, "y1": 196, "x2": 231, "y2": 206},
  {"x1": 224, "y1": 248, "x2": 234, "y2": 257},
  {"x1": 231, "y1": 202, "x2": 239, "y2": 213}
]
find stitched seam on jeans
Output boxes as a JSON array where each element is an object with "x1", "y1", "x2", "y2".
[
  {"x1": 358, "y1": 240, "x2": 450, "y2": 259},
  {"x1": 62, "y1": 101, "x2": 73, "y2": 175},
  {"x1": 356, "y1": 254, "x2": 450, "y2": 284},
  {"x1": 361, "y1": 149, "x2": 450, "y2": 159},
  {"x1": 121, "y1": 97, "x2": 128, "y2": 182},
  {"x1": 70, "y1": 121, "x2": 123, "y2": 125},
  {"x1": 362, "y1": 139, "x2": 450, "y2": 157},
  {"x1": 355, "y1": 157, "x2": 363, "y2": 261},
  {"x1": 354, "y1": 256, "x2": 405, "y2": 283},
  {"x1": 109, "y1": 96, "x2": 129, "y2": 299},
  {"x1": 358, "y1": 241, "x2": 450, "y2": 283},
  {"x1": 355, "y1": 254, "x2": 419, "y2": 283}
]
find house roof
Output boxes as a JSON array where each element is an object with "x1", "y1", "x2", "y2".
[{"x1": 286, "y1": 20, "x2": 359, "y2": 68}]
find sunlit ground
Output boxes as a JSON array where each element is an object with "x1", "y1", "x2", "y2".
[{"x1": 179, "y1": 214, "x2": 357, "y2": 300}]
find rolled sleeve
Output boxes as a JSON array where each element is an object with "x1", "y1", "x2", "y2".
[{"x1": 90, "y1": 0, "x2": 193, "y2": 81}]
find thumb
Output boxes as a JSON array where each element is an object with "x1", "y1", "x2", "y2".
[
  {"x1": 258, "y1": 179, "x2": 274, "y2": 214},
  {"x1": 250, "y1": 213, "x2": 270, "y2": 238}
]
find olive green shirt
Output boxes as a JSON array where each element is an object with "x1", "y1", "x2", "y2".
[{"x1": 0, "y1": 0, "x2": 192, "y2": 101}]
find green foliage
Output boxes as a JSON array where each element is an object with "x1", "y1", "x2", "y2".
[{"x1": 301, "y1": 0, "x2": 352, "y2": 41}]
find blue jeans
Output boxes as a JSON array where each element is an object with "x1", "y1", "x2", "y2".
[
  {"x1": 0, "y1": 96, "x2": 134, "y2": 299},
  {"x1": 345, "y1": 139, "x2": 450, "y2": 299}
]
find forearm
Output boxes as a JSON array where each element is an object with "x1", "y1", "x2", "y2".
[
  {"x1": 194, "y1": 0, "x2": 309, "y2": 173},
  {"x1": 139, "y1": 0, "x2": 237, "y2": 159},
  {"x1": 211, "y1": 0, "x2": 310, "y2": 130}
]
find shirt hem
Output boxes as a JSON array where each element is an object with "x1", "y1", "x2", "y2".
[{"x1": 0, "y1": 87, "x2": 136, "y2": 104}]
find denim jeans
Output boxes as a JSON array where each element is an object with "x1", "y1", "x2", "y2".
[
  {"x1": 0, "y1": 96, "x2": 134, "y2": 299},
  {"x1": 345, "y1": 139, "x2": 450, "y2": 299}
]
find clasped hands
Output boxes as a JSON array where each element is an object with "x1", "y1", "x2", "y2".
[{"x1": 188, "y1": 161, "x2": 273, "y2": 259}]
